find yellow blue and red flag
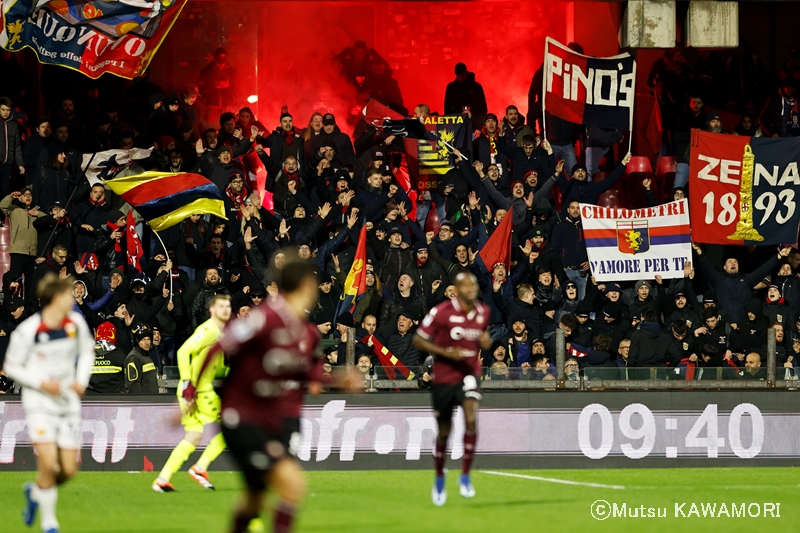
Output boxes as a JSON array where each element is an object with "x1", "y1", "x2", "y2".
[
  {"x1": 104, "y1": 172, "x2": 226, "y2": 232},
  {"x1": 335, "y1": 223, "x2": 368, "y2": 319}
]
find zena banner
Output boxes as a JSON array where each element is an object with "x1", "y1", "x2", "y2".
[
  {"x1": 0, "y1": 0, "x2": 186, "y2": 79},
  {"x1": 689, "y1": 130, "x2": 800, "y2": 246},
  {"x1": 582, "y1": 199, "x2": 692, "y2": 282},
  {"x1": 543, "y1": 37, "x2": 636, "y2": 132}
]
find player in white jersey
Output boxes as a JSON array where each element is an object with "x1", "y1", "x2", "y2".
[{"x1": 2, "y1": 273, "x2": 95, "y2": 533}]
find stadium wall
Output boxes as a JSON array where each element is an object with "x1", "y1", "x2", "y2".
[{"x1": 1, "y1": 391, "x2": 798, "y2": 471}]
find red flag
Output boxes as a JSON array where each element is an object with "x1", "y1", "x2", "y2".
[
  {"x1": 126, "y1": 210, "x2": 144, "y2": 272},
  {"x1": 335, "y1": 224, "x2": 368, "y2": 318},
  {"x1": 359, "y1": 334, "x2": 415, "y2": 380},
  {"x1": 362, "y1": 99, "x2": 404, "y2": 126},
  {"x1": 478, "y1": 211, "x2": 514, "y2": 272}
]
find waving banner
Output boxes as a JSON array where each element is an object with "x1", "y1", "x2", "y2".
[
  {"x1": 689, "y1": 130, "x2": 800, "y2": 245},
  {"x1": 582, "y1": 200, "x2": 692, "y2": 282},
  {"x1": 404, "y1": 114, "x2": 471, "y2": 192},
  {"x1": 1, "y1": 0, "x2": 186, "y2": 79},
  {"x1": 543, "y1": 37, "x2": 635, "y2": 131},
  {"x1": 83, "y1": 147, "x2": 153, "y2": 185}
]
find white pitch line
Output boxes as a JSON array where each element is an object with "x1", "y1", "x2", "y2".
[{"x1": 481, "y1": 470, "x2": 626, "y2": 490}]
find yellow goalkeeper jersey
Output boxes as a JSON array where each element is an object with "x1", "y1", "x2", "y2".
[{"x1": 177, "y1": 318, "x2": 224, "y2": 394}]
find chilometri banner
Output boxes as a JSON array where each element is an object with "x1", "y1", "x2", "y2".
[
  {"x1": 543, "y1": 37, "x2": 636, "y2": 131},
  {"x1": 0, "y1": 0, "x2": 186, "y2": 79},
  {"x1": 688, "y1": 130, "x2": 800, "y2": 246},
  {"x1": 582, "y1": 200, "x2": 692, "y2": 282}
]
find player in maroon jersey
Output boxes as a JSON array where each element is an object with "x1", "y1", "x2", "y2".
[
  {"x1": 195, "y1": 259, "x2": 324, "y2": 533},
  {"x1": 413, "y1": 271, "x2": 492, "y2": 506}
]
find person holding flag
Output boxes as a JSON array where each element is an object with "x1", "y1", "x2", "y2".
[{"x1": 335, "y1": 222, "x2": 368, "y2": 321}]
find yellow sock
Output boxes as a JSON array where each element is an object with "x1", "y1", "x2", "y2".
[
  {"x1": 158, "y1": 440, "x2": 195, "y2": 482},
  {"x1": 195, "y1": 433, "x2": 225, "y2": 472}
]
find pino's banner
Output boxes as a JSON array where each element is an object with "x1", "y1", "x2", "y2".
[
  {"x1": 403, "y1": 114, "x2": 471, "y2": 191},
  {"x1": 582, "y1": 200, "x2": 692, "y2": 282},
  {"x1": 689, "y1": 130, "x2": 800, "y2": 246},
  {"x1": 0, "y1": 0, "x2": 186, "y2": 79},
  {"x1": 543, "y1": 37, "x2": 635, "y2": 131}
]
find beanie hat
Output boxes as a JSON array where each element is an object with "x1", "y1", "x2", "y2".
[
  {"x1": 575, "y1": 300, "x2": 593, "y2": 318},
  {"x1": 635, "y1": 280, "x2": 651, "y2": 293},
  {"x1": 485, "y1": 113, "x2": 498, "y2": 123},
  {"x1": 603, "y1": 302, "x2": 622, "y2": 320},
  {"x1": 47, "y1": 143, "x2": 66, "y2": 160},
  {"x1": 571, "y1": 163, "x2": 588, "y2": 175},
  {"x1": 604, "y1": 283, "x2": 621, "y2": 294}
]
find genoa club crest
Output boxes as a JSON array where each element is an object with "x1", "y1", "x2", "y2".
[{"x1": 616, "y1": 221, "x2": 650, "y2": 255}]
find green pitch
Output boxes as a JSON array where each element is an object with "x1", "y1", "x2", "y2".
[{"x1": 1, "y1": 467, "x2": 799, "y2": 533}]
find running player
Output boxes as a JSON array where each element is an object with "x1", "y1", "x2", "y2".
[
  {"x1": 153, "y1": 294, "x2": 232, "y2": 492},
  {"x1": 412, "y1": 271, "x2": 491, "y2": 506},
  {"x1": 4, "y1": 274, "x2": 95, "y2": 533},
  {"x1": 193, "y1": 258, "x2": 325, "y2": 533}
]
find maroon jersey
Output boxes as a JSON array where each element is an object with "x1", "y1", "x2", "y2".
[
  {"x1": 216, "y1": 295, "x2": 323, "y2": 432},
  {"x1": 416, "y1": 298, "x2": 488, "y2": 385}
]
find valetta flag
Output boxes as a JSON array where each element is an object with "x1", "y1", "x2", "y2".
[
  {"x1": 543, "y1": 37, "x2": 636, "y2": 131},
  {"x1": 582, "y1": 200, "x2": 692, "y2": 282},
  {"x1": 0, "y1": 0, "x2": 186, "y2": 79},
  {"x1": 404, "y1": 114, "x2": 471, "y2": 192},
  {"x1": 689, "y1": 130, "x2": 800, "y2": 245}
]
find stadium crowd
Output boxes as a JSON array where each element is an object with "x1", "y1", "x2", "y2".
[{"x1": 0, "y1": 41, "x2": 799, "y2": 393}]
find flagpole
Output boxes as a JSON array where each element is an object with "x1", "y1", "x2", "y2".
[
  {"x1": 148, "y1": 223, "x2": 173, "y2": 302},
  {"x1": 628, "y1": 57, "x2": 637, "y2": 154},
  {"x1": 542, "y1": 38, "x2": 549, "y2": 140}
]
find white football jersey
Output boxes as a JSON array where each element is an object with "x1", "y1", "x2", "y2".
[{"x1": 3, "y1": 311, "x2": 95, "y2": 415}]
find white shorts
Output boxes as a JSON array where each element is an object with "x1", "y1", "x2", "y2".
[{"x1": 26, "y1": 412, "x2": 82, "y2": 449}]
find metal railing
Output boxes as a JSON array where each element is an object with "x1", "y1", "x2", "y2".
[{"x1": 155, "y1": 328, "x2": 796, "y2": 392}]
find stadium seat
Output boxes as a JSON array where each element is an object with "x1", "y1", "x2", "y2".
[
  {"x1": 626, "y1": 172, "x2": 657, "y2": 208},
  {"x1": 550, "y1": 184, "x2": 563, "y2": 213},
  {"x1": 424, "y1": 201, "x2": 441, "y2": 234},
  {"x1": 597, "y1": 189, "x2": 628, "y2": 209},
  {"x1": 656, "y1": 156, "x2": 679, "y2": 199},
  {"x1": 625, "y1": 156, "x2": 653, "y2": 175}
]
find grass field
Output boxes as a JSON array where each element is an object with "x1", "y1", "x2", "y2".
[{"x1": 2, "y1": 468, "x2": 799, "y2": 533}]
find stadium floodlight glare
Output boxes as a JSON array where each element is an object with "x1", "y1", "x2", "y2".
[{"x1": 247, "y1": 94, "x2": 258, "y2": 103}]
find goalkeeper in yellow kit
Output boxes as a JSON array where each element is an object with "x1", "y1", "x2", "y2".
[{"x1": 152, "y1": 295, "x2": 231, "y2": 492}]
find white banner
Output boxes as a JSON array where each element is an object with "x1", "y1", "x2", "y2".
[
  {"x1": 581, "y1": 199, "x2": 692, "y2": 282},
  {"x1": 82, "y1": 148, "x2": 153, "y2": 186}
]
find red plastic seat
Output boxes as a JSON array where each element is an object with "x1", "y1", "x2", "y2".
[
  {"x1": 597, "y1": 189, "x2": 628, "y2": 209},
  {"x1": 625, "y1": 156, "x2": 653, "y2": 175},
  {"x1": 592, "y1": 172, "x2": 608, "y2": 183},
  {"x1": 656, "y1": 156, "x2": 678, "y2": 177},
  {"x1": 550, "y1": 185, "x2": 563, "y2": 214},
  {"x1": 425, "y1": 201, "x2": 440, "y2": 234},
  {"x1": 627, "y1": 172, "x2": 658, "y2": 207}
]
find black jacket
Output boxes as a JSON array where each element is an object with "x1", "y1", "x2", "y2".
[
  {"x1": 88, "y1": 346, "x2": 126, "y2": 394},
  {"x1": 0, "y1": 115, "x2": 23, "y2": 167},
  {"x1": 696, "y1": 253, "x2": 779, "y2": 324},
  {"x1": 628, "y1": 322, "x2": 668, "y2": 367},
  {"x1": 124, "y1": 346, "x2": 158, "y2": 394},
  {"x1": 384, "y1": 327, "x2": 422, "y2": 368},
  {"x1": 444, "y1": 72, "x2": 488, "y2": 130}
]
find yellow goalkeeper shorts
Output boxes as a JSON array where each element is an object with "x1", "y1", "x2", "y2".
[{"x1": 180, "y1": 391, "x2": 221, "y2": 433}]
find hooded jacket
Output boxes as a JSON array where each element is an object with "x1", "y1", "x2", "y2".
[
  {"x1": 628, "y1": 321, "x2": 669, "y2": 367},
  {"x1": 0, "y1": 193, "x2": 45, "y2": 255},
  {"x1": 310, "y1": 126, "x2": 355, "y2": 165},
  {"x1": 444, "y1": 71, "x2": 488, "y2": 130},
  {"x1": 0, "y1": 113, "x2": 23, "y2": 167}
]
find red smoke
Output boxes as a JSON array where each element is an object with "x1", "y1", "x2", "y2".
[{"x1": 151, "y1": 1, "x2": 569, "y2": 133}]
